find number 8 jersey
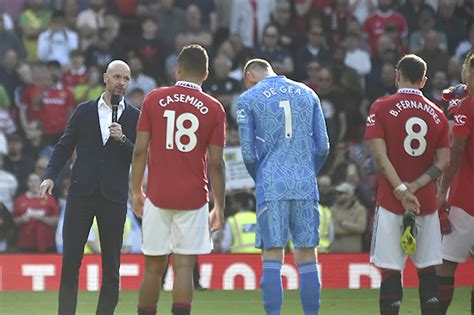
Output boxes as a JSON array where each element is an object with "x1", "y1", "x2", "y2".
[
  {"x1": 137, "y1": 81, "x2": 226, "y2": 210},
  {"x1": 365, "y1": 88, "x2": 450, "y2": 215}
]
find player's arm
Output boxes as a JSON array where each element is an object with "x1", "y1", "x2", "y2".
[
  {"x1": 407, "y1": 147, "x2": 450, "y2": 193},
  {"x1": 370, "y1": 138, "x2": 421, "y2": 213},
  {"x1": 236, "y1": 98, "x2": 258, "y2": 180},
  {"x1": 312, "y1": 94, "x2": 330, "y2": 174},
  {"x1": 208, "y1": 144, "x2": 226, "y2": 230},
  {"x1": 438, "y1": 136, "x2": 467, "y2": 197},
  {"x1": 130, "y1": 131, "x2": 151, "y2": 218}
]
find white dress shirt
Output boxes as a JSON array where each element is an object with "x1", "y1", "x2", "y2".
[{"x1": 98, "y1": 93, "x2": 125, "y2": 145}]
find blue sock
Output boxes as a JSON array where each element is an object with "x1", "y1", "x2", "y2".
[
  {"x1": 261, "y1": 260, "x2": 283, "y2": 315},
  {"x1": 298, "y1": 262, "x2": 321, "y2": 315}
]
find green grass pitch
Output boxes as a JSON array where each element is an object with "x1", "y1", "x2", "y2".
[{"x1": 0, "y1": 288, "x2": 470, "y2": 314}]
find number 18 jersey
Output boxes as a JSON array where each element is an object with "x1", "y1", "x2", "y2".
[
  {"x1": 364, "y1": 89, "x2": 450, "y2": 215},
  {"x1": 137, "y1": 81, "x2": 226, "y2": 210}
]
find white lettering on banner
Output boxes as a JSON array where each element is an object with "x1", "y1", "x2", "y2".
[
  {"x1": 199, "y1": 263, "x2": 213, "y2": 289},
  {"x1": 22, "y1": 265, "x2": 55, "y2": 291},
  {"x1": 119, "y1": 264, "x2": 140, "y2": 290},
  {"x1": 281, "y1": 264, "x2": 298, "y2": 290},
  {"x1": 348, "y1": 263, "x2": 381, "y2": 289},
  {"x1": 87, "y1": 264, "x2": 99, "y2": 291},
  {"x1": 223, "y1": 263, "x2": 256, "y2": 290}
]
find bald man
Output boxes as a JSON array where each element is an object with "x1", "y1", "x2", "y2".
[{"x1": 40, "y1": 60, "x2": 140, "y2": 315}]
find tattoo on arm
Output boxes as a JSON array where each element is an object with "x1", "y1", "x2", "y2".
[{"x1": 440, "y1": 137, "x2": 467, "y2": 192}]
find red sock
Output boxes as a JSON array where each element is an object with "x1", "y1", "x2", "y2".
[
  {"x1": 137, "y1": 304, "x2": 157, "y2": 315},
  {"x1": 437, "y1": 276, "x2": 454, "y2": 315},
  {"x1": 172, "y1": 302, "x2": 191, "y2": 315}
]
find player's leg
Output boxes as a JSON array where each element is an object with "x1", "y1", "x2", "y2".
[
  {"x1": 257, "y1": 201, "x2": 290, "y2": 315},
  {"x1": 411, "y1": 211, "x2": 443, "y2": 315},
  {"x1": 436, "y1": 260, "x2": 458, "y2": 315},
  {"x1": 370, "y1": 207, "x2": 407, "y2": 315},
  {"x1": 290, "y1": 200, "x2": 320, "y2": 315},
  {"x1": 170, "y1": 203, "x2": 213, "y2": 315},
  {"x1": 138, "y1": 199, "x2": 173, "y2": 315}
]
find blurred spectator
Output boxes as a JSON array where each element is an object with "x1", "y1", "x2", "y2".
[
  {"x1": 363, "y1": 62, "x2": 397, "y2": 116},
  {"x1": 0, "y1": 154, "x2": 18, "y2": 212},
  {"x1": 136, "y1": 0, "x2": 160, "y2": 17},
  {"x1": 271, "y1": 0, "x2": 301, "y2": 54},
  {"x1": 324, "y1": 141, "x2": 350, "y2": 183},
  {"x1": 0, "y1": 49, "x2": 24, "y2": 107},
  {"x1": 344, "y1": 162, "x2": 375, "y2": 210},
  {"x1": 129, "y1": 17, "x2": 167, "y2": 84},
  {"x1": 19, "y1": 61, "x2": 49, "y2": 128},
  {"x1": 435, "y1": 0, "x2": 467, "y2": 54},
  {"x1": 418, "y1": 29, "x2": 450, "y2": 85},
  {"x1": 36, "y1": 10, "x2": 79, "y2": 66},
  {"x1": 408, "y1": 9, "x2": 447, "y2": 54},
  {"x1": 103, "y1": 11, "x2": 121, "y2": 42},
  {"x1": 399, "y1": 0, "x2": 435, "y2": 35},
  {"x1": 85, "y1": 28, "x2": 120, "y2": 70},
  {"x1": 23, "y1": 120, "x2": 45, "y2": 159},
  {"x1": 128, "y1": 88, "x2": 145, "y2": 109},
  {"x1": 426, "y1": 70, "x2": 449, "y2": 114},
  {"x1": 366, "y1": 35, "x2": 399, "y2": 91},
  {"x1": 2, "y1": 1, "x2": 27, "y2": 23},
  {"x1": 73, "y1": 65, "x2": 103, "y2": 104},
  {"x1": 19, "y1": 0, "x2": 52, "y2": 60},
  {"x1": 221, "y1": 191, "x2": 259, "y2": 253},
  {"x1": 304, "y1": 59, "x2": 321, "y2": 91},
  {"x1": 330, "y1": 0, "x2": 358, "y2": 46},
  {"x1": 153, "y1": 0, "x2": 186, "y2": 53},
  {"x1": 456, "y1": 0, "x2": 474, "y2": 30},
  {"x1": 0, "y1": 10, "x2": 15, "y2": 31},
  {"x1": 226, "y1": 34, "x2": 253, "y2": 81},
  {"x1": 178, "y1": 0, "x2": 217, "y2": 31},
  {"x1": 126, "y1": 55, "x2": 157, "y2": 98},
  {"x1": 4, "y1": 133, "x2": 35, "y2": 194},
  {"x1": 316, "y1": 68, "x2": 347, "y2": 144},
  {"x1": 295, "y1": 25, "x2": 331, "y2": 80},
  {"x1": 317, "y1": 202, "x2": 334, "y2": 253},
  {"x1": 203, "y1": 54, "x2": 241, "y2": 114},
  {"x1": 317, "y1": 175, "x2": 335, "y2": 206},
  {"x1": 62, "y1": 0, "x2": 80, "y2": 30},
  {"x1": 0, "y1": 84, "x2": 10, "y2": 110},
  {"x1": 383, "y1": 23, "x2": 408, "y2": 55},
  {"x1": 61, "y1": 50, "x2": 89, "y2": 89},
  {"x1": 214, "y1": 0, "x2": 233, "y2": 31},
  {"x1": 455, "y1": 24, "x2": 474, "y2": 60},
  {"x1": 178, "y1": 4, "x2": 213, "y2": 48},
  {"x1": 0, "y1": 202, "x2": 16, "y2": 252},
  {"x1": 254, "y1": 23, "x2": 294, "y2": 76},
  {"x1": 34, "y1": 155, "x2": 49, "y2": 179},
  {"x1": 344, "y1": 31, "x2": 371, "y2": 79},
  {"x1": 0, "y1": 107, "x2": 16, "y2": 135},
  {"x1": 349, "y1": 0, "x2": 377, "y2": 24},
  {"x1": 75, "y1": 0, "x2": 106, "y2": 50},
  {"x1": 363, "y1": 0, "x2": 408, "y2": 55},
  {"x1": 447, "y1": 56, "x2": 463, "y2": 86},
  {"x1": 294, "y1": 0, "x2": 332, "y2": 29},
  {"x1": 329, "y1": 182, "x2": 367, "y2": 253},
  {"x1": 229, "y1": 0, "x2": 275, "y2": 49},
  {"x1": 0, "y1": 17, "x2": 27, "y2": 59},
  {"x1": 13, "y1": 173, "x2": 59, "y2": 252}
]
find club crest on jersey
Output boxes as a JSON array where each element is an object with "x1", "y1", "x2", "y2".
[
  {"x1": 366, "y1": 114, "x2": 376, "y2": 126},
  {"x1": 454, "y1": 114, "x2": 467, "y2": 126}
]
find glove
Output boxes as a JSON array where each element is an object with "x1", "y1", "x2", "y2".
[
  {"x1": 438, "y1": 204, "x2": 452, "y2": 235},
  {"x1": 401, "y1": 212, "x2": 417, "y2": 255}
]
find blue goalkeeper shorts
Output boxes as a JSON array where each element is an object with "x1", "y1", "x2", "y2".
[{"x1": 256, "y1": 200, "x2": 320, "y2": 250}]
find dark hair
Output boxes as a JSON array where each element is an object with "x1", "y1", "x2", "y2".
[
  {"x1": 243, "y1": 58, "x2": 272, "y2": 74},
  {"x1": 396, "y1": 54, "x2": 427, "y2": 84},
  {"x1": 176, "y1": 44, "x2": 208, "y2": 77}
]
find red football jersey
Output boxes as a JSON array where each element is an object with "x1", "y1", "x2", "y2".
[
  {"x1": 448, "y1": 96, "x2": 474, "y2": 216},
  {"x1": 40, "y1": 85, "x2": 76, "y2": 135},
  {"x1": 137, "y1": 81, "x2": 226, "y2": 210},
  {"x1": 365, "y1": 89, "x2": 450, "y2": 215},
  {"x1": 13, "y1": 193, "x2": 59, "y2": 252},
  {"x1": 363, "y1": 10, "x2": 408, "y2": 55}
]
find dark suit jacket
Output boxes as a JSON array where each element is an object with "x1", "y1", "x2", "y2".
[{"x1": 45, "y1": 99, "x2": 140, "y2": 204}]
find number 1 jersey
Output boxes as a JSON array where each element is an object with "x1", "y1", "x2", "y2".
[
  {"x1": 364, "y1": 89, "x2": 450, "y2": 215},
  {"x1": 137, "y1": 81, "x2": 226, "y2": 210}
]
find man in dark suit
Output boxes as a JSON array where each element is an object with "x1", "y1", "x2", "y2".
[{"x1": 40, "y1": 60, "x2": 140, "y2": 315}]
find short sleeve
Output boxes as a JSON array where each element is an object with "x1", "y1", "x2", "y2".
[
  {"x1": 208, "y1": 102, "x2": 226, "y2": 147},
  {"x1": 364, "y1": 101, "x2": 385, "y2": 140},
  {"x1": 137, "y1": 93, "x2": 152, "y2": 132},
  {"x1": 453, "y1": 98, "x2": 474, "y2": 138},
  {"x1": 437, "y1": 117, "x2": 451, "y2": 148}
]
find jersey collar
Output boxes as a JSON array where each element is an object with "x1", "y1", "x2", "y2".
[
  {"x1": 397, "y1": 88, "x2": 423, "y2": 96},
  {"x1": 176, "y1": 81, "x2": 202, "y2": 91}
]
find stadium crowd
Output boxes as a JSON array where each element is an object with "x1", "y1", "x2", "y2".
[{"x1": 0, "y1": 0, "x2": 472, "y2": 254}]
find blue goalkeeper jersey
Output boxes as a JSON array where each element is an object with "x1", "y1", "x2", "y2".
[{"x1": 236, "y1": 75, "x2": 330, "y2": 202}]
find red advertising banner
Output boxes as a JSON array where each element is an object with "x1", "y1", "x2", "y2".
[{"x1": 0, "y1": 254, "x2": 472, "y2": 291}]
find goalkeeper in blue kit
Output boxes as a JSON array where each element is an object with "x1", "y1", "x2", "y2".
[{"x1": 236, "y1": 59, "x2": 330, "y2": 315}]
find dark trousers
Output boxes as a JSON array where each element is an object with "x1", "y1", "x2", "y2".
[{"x1": 58, "y1": 192, "x2": 127, "y2": 315}]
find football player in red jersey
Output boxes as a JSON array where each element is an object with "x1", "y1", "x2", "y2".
[
  {"x1": 436, "y1": 51, "x2": 474, "y2": 315},
  {"x1": 131, "y1": 45, "x2": 226, "y2": 315},
  {"x1": 365, "y1": 54, "x2": 450, "y2": 315}
]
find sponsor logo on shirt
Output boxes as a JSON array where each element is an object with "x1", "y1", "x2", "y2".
[{"x1": 454, "y1": 114, "x2": 467, "y2": 126}]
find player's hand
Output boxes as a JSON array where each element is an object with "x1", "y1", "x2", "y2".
[
  {"x1": 39, "y1": 179, "x2": 54, "y2": 199},
  {"x1": 405, "y1": 182, "x2": 419, "y2": 194},
  {"x1": 132, "y1": 191, "x2": 146, "y2": 218},
  {"x1": 109, "y1": 123, "x2": 123, "y2": 141},
  {"x1": 401, "y1": 192, "x2": 420, "y2": 214},
  {"x1": 436, "y1": 191, "x2": 447, "y2": 209},
  {"x1": 209, "y1": 207, "x2": 224, "y2": 231}
]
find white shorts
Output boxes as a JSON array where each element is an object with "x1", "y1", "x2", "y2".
[
  {"x1": 141, "y1": 198, "x2": 213, "y2": 256},
  {"x1": 370, "y1": 206, "x2": 442, "y2": 270},
  {"x1": 441, "y1": 206, "x2": 474, "y2": 263}
]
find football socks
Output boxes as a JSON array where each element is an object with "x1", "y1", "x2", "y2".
[
  {"x1": 297, "y1": 262, "x2": 321, "y2": 315},
  {"x1": 261, "y1": 260, "x2": 283, "y2": 315}
]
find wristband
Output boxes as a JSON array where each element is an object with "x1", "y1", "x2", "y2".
[{"x1": 394, "y1": 183, "x2": 408, "y2": 193}]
